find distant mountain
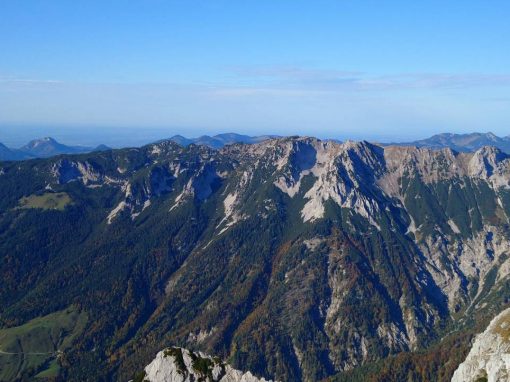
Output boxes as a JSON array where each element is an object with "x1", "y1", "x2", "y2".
[
  {"x1": 0, "y1": 137, "x2": 111, "y2": 161},
  {"x1": 91, "y1": 144, "x2": 112, "y2": 152},
  {"x1": 171, "y1": 132, "x2": 510, "y2": 152},
  {"x1": 2, "y1": 132, "x2": 266, "y2": 161},
  {"x1": 395, "y1": 132, "x2": 510, "y2": 153},
  {"x1": 0, "y1": 142, "x2": 33, "y2": 161},
  {"x1": 20, "y1": 137, "x2": 93, "y2": 158},
  {"x1": 168, "y1": 133, "x2": 279, "y2": 149}
]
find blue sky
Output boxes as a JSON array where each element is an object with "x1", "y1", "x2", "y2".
[{"x1": 1, "y1": 0, "x2": 510, "y2": 146}]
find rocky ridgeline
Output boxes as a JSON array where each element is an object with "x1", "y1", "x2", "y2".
[
  {"x1": 452, "y1": 308, "x2": 510, "y2": 382},
  {"x1": 136, "y1": 347, "x2": 272, "y2": 382},
  {"x1": 47, "y1": 137, "x2": 510, "y2": 227}
]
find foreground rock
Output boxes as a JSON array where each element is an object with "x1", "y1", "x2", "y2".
[
  {"x1": 138, "y1": 347, "x2": 272, "y2": 382},
  {"x1": 452, "y1": 308, "x2": 510, "y2": 382}
]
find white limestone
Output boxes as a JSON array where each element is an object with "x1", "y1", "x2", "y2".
[
  {"x1": 271, "y1": 139, "x2": 384, "y2": 227},
  {"x1": 420, "y1": 227, "x2": 510, "y2": 313},
  {"x1": 106, "y1": 182, "x2": 133, "y2": 224},
  {"x1": 143, "y1": 347, "x2": 272, "y2": 382},
  {"x1": 452, "y1": 308, "x2": 510, "y2": 382}
]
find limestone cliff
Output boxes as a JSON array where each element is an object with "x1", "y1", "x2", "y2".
[{"x1": 452, "y1": 308, "x2": 510, "y2": 382}]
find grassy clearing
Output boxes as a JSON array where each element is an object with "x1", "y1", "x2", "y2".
[
  {"x1": 34, "y1": 359, "x2": 60, "y2": 379},
  {"x1": 0, "y1": 307, "x2": 87, "y2": 381},
  {"x1": 18, "y1": 192, "x2": 72, "y2": 211}
]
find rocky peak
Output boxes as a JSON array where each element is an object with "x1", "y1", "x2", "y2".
[
  {"x1": 468, "y1": 145, "x2": 508, "y2": 179},
  {"x1": 148, "y1": 140, "x2": 183, "y2": 156},
  {"x1": 25, "y1": 137, "x2": 57, "y2": 148},
  {"x1": 139, "y1": 347, "x2": 272, "y2": 382},
  {"x1": 268, "y1": 138, "x2": 385, "y2": 224},
  {"x1": 487, "y1": 132, "x2": 499, "y2": 141},
  {"x1": 338, "y1": 140, "x2": 385, "y2": 180}
]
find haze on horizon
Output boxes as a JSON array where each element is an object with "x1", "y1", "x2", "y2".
[{"x1": 1, "y1": 0, "x2": 509, "y2": 146}]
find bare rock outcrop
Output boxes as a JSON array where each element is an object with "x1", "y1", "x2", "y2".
[
  {"x1": 452, "y1": 308, "x2": 510, "y2": 382},
  {"x1": 140, "y1": 347, "x2": 272, "y2": 382}
]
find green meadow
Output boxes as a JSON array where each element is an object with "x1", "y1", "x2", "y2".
[
  {"x1": 18, "y1": 192, "x2": 72, "y2": 211},
  {"x1": 0, "y1": 307, "x2": 87, "y2": 381}
]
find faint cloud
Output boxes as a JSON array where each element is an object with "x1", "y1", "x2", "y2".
[
  {"x1": 224, "y1": 65, "x2": 510, "y2": 92},
  {"x1": 375, "y1": 73, "x2": 510, "y2": 90},
  {"x1": 229, "y1": 65, "x2": 361, "y2": 81},
  {"x1": 483, "y1": 96, "x2": 510, "y2": 103},
  {"x1": 0, "y1": 76, "x2": 62, "y2": 85}
]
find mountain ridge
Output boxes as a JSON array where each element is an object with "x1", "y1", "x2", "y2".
[
  {"x1": 166, "y1": 132, "x2": 280, "y2": 149},
  {"x1": 3, "y1": 131, "x2": 510, "y2": 162},
  {"x1": 392, "y1": 132, "x2": 510, "y2": 153},
  {"x1": 0, "y1": 136, "x2": 111, "y2": 161}
]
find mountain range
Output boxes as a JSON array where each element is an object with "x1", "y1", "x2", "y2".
[
  {"x1": 0, "y1": 137, "x2": 110, "y2": 161},
  {"x1": 394, "y1": 132, "x2": 510, "y2": 153},
  {"x1": 167, "y1": 133, "x2": 280, "y2": 149},
  {"x1": 1, "y1": 135, "x2": 510, "y2": 380},
  {"x1": 0, "y1": 134, "x2": 275, "y2": 161},
  {"x1": 171, "y1": 132, "x2": 510, "y2": 154},
  {"x1": 2, "y1": 132, "x2": 510, "y2": 163}
]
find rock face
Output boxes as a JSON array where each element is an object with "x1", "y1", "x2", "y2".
[
  {"x1": 142, "y1": 347, "x2": 271, "y2": 382},
  {"x1": 452, "y1": 308, "x2": 510, "y2": 382}
]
